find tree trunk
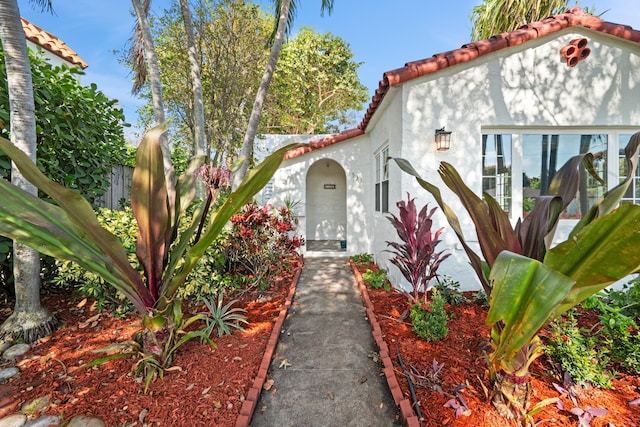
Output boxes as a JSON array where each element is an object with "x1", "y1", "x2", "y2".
[
  {"x1": 492, "y1": 371, "x2": 531, "y2": 421},
  {"x1": 232, "y1": 0, "x2": 291, "y2": 188},
  {"x1": 131, "y1": 0, "x2": 175, "y2": 197},
  {"x1": 0, "y1": 0, "x2": 58, "y2": 342},
  {"x1": 178, "y1": 0, "x2": 205, "y2": 159}
]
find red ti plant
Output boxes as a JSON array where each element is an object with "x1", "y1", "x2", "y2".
[
  {"x1": 0, "y1": 125, "x2": 302, "y2": 388},
  {"x1": 385, "y1": 193, "x2": 450, "y2": 305}
]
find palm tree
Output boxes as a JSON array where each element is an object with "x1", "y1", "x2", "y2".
[
  {"x1": 470, "y1": 0, "x2": 571, "y2": 41},
  {"x1": 0, "y1": 0, "x2": 59, "y2": 342},
  {"x1": 178, "y1": 0, "x2": 206, "y2": 160},
  {"x1": 233, "y1": 0, "x2": 335, "y2": 186}
]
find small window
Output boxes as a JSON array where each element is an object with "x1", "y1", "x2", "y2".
[
  {"x1": 375, "y1": 146, "x2": 389, "y2": 212},
  {"x1": 482, "y1": 134, "x2": 512, "y2": 213}
]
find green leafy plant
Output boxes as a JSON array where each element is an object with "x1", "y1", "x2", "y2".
[
  {"x1": 394, "y1": 131, "x2": 640, "y2": 421},
  {"x1": 544, "y1": 310, "x2": 612, "y2": 388},
  {"x1": 386, "y1": 194, "x2": 450, "y2": 305},
  {"x1": 0, "y1": 126, "x2": 301, "y2": 388},
  {"x1": 201, "y1": 294, "x2": 248, "y2": 337},
  {"x1": 410, "y1": 288, "x2": 449, "y2": 342},
  {"x1": 434, "y1": 275, "x2": 468, "y2": 305},
  {"x1": 352, "y1": 253, "x2": 373, "y2": 268},
  {"x1": 362, "y1": 268, "x2": 390, "y2": 291}
]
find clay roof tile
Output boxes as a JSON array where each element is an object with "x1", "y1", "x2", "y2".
[
  {"x1": 285, "y1": 7, "x2": 640, "y2": 160},
  {"x1": 21, "y1": 18, "x2": 88, "y2": 69}
]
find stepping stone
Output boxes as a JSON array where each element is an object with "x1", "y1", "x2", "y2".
[
  {"x1": 0, "y1": 342, "x2": 12, "y2": 354},
  {"x1": 0, "y1": 414, "x2": 27, "y2": 427},
  {"x1": 2, "y1": 344, "x2": 30, "y2": 361},
  {"x1": 67, "y1": 416, "x2": 105, "y2": 427},
  {"x1": 0, "y1": 368, "x2": 19, "y2": 383},
  {"x1": 24, "y1": 416, "x2": 60, "y2": 426}
]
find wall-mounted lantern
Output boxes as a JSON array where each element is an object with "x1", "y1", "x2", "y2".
[{"x1": 435, "y1": 127, "x2": 452, "y2": 151}]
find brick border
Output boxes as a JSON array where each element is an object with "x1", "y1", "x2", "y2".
[
  {"x1": 350, "y1": 260, "x2": 421, "y2": 427},
  {"x1": 235, "y1": 264, "x2": 302, "y2": 427}
]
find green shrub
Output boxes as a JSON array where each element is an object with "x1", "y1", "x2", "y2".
[
  {"x1": 584, "y1": 280, "x2": 640, "y2": 375},
  {"x1": 54, "y1": 207, "x2": 233, "y2": 314},
  {"x1": 362, "y1": 268, "x2": 390, "y2": 291},
  {"x1": 352, "y1": 253, "x2": 373, "y2": 267},
  {"x1": 544, "y1": 310, "x2": 612, "y2": 388},
  {"x1": 410, "y1": 288, "x2": 449, "y2": 342},
  {"x1": 434, "y1": 275, "x2": 467, "y2": 305}
]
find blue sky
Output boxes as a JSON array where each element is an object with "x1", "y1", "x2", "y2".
[{"x1": 18, "y1": 0, "x2": 640, "y2": 141}]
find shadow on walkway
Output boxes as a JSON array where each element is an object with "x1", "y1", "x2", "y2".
[{"x1": 250, "y1": 257, "x2": 400, "y2": 427}]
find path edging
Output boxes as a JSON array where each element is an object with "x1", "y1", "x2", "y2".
[
  {"x1": 350, "y1": 260, "x2": 421, "y2": 427},
  {"x1": 235, "y1": 262, "x2": 302, "y2": 427}
]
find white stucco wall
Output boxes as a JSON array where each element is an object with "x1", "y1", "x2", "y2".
[
  {"x1": 378, "y1": 28, "x2": 640, "y2": 291},
  {"x1": 268, "y1": 135, "x2": 372, "y2": 256},
  {"x1": 270, "y1": 27, "x2": 640, "y2": 291}
]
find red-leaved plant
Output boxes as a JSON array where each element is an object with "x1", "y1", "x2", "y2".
[{"x1": 385, "y1": 193, "x2": 450, "y2": 305}]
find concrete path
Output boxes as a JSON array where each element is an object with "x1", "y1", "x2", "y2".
[{"x1": 251, "y1": 257, "x2": 400, "y2": 427}]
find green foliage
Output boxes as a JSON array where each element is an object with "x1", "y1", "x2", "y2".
[
  {"x1": 545, "y1": 311, "x2": 612, "y2": 388},
  {"x1": 410, "y1": 288, "x2": 449, "y2": 342},
  {"x1": 139, "y1": 0, "x2": 270, "y2": 158},
  {"x1": 201, "y1": 294, "x2": 248, "y2": 338},
  {"x1": 263, "y1": 27, "x2": 369, "y2": 134},
  {"x1": 434, "y1": 276, "x2": 468, "y2": 306},
  {"x1": 352, "y1": 253, "x2": 373, "y2": 267},
  {"x1": 0, "y1": 48, "x2": 129, "y2": 204},
  {"x1": 362, "y1": 268, "x2": 390, "y2": 292},
  {"x1": 584, "y1": 280, "x2": 640, "y2": 375},
  {"x1": 0, "y1": 47, "x2": 130, "y2": 291},
  {"x1": 0, "y1": 126, "x2": 301, "y2": 385}
]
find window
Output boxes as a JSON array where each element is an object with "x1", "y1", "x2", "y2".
[
  {"x1": 482, "y1": 134, "x2": 512, "y2": 212},
  {"x1": 375, "y1": 146, "x2": 389, "y2": 212},
  {"x1": 482, "y1": 132, "x2": 608, "y2": 219},
  {"x1": 619, "y1": 133, "x2": 640, "y2": 205}
]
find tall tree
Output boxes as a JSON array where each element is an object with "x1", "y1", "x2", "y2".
[
  {"x1": 261, "y1": 27, "x2": 369, "y2": 134},
  {"x1": 177, "y1": 0, "x2": 205, "y2": 159},
  {"x1": 232, "y1": 0, "x2": 335, "y2": 187},
  {"x1": 131, "y1": 0, "x2": 175, "y2": 194},
  {"x1": 0, "y1": 0, "x2": 58, "y2": 342},
  {"x1": 470, "y1": 0, "x2": 572, "y2": 41},
  {"x1": 141, "y1": 0, "x2": 269, "y2": 162}
]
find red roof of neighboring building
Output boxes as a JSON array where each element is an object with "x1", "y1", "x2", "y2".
[
  {"x1": 21, "y1": 18, "x2": 88, "y2": 69},
  {"x1": 286, "y1": 7, "x2": 640, "y2": 159}
]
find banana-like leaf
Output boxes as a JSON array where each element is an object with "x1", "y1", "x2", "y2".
[
  {"x1": 393, "y1": 158, "x2": 491, "y2": 293},
  {"x1": 0, "y1": 135, "x2": 150, "y2": 309},
  {"x1": 158, "y1": 143, "x2": 304, "y2": 309},
  {"x1": 545, "y1": 203, "x2": 640, "y2": 315},
  {"x1": 570, "y1": 132, "x2": 640, "y2": 237},
  {"x1": 487, "y1": 251, "x2": 574, "y2": 362},
  {"x1": 515, "y1": 195, "x2": 563, "y2": 260},
  {"x1": 0, "y1": 177, "x2": 147, "y2": 312},
  {"x1": 131, "y1": 127, "x2": 170, "y2": 300}
]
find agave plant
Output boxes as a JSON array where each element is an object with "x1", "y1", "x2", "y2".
[
  {"x1": 0, "y1": 125, "x2": 301, "y2": 387},
  {"x1": 385, "y1": 193, "x2": 450, "y2": 305},
  {"x1": 394, "y1": 132, "x2": 640, "y2": 422}
]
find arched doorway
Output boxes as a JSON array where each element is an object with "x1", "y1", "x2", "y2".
[{"x1": 305, "y1": 159, "x2": 347, "y2": 251}]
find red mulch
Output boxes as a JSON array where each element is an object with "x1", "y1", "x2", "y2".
[
  {"x1": 364, "y1": 281, "x2": 640, "y2": 426},
  {"x1": 0, "y1": 261, "x2": 300, "y2": 427}
]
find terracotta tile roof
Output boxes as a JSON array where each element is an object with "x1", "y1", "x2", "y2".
[
  {"x1": 284, "y1": 128, "x2": 364, "y2": 160},
  {"x1": 286, "y1": 7, "x2": 640, "y2": 160},
  {"x1": 21, "y1": 18, "x2": 88, "y2": 69}
]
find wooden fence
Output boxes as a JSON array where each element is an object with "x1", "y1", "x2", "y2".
[{"x1": 95, "y1": 164, "x2": 133, "y2": 210}]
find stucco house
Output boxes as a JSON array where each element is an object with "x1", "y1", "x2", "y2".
[{"x1": 266, "y1": 7, "x2": 640, "y2": 290}]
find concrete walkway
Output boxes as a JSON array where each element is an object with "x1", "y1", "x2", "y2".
[{"x1": 251, "y1": 257, "x2": 400, "y2": 427}]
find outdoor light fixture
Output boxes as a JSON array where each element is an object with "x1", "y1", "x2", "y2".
[{"x1": 434, "y1": 127, "x2": 452, "y2": 151}]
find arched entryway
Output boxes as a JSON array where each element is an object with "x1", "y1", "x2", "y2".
[{"x1": 305, "y1": 159, "x2": 347, "y2": 251}]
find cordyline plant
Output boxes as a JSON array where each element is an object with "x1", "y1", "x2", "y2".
[
  {"x1": 0, "y1": 125, "x2": 300, "y2": 389},
  {"x1": 394, "y1": 132, "x2": 640, "y2": 423},
  {"x1": 385, "y1": 193, "x2": 450, "y2": 306}
]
